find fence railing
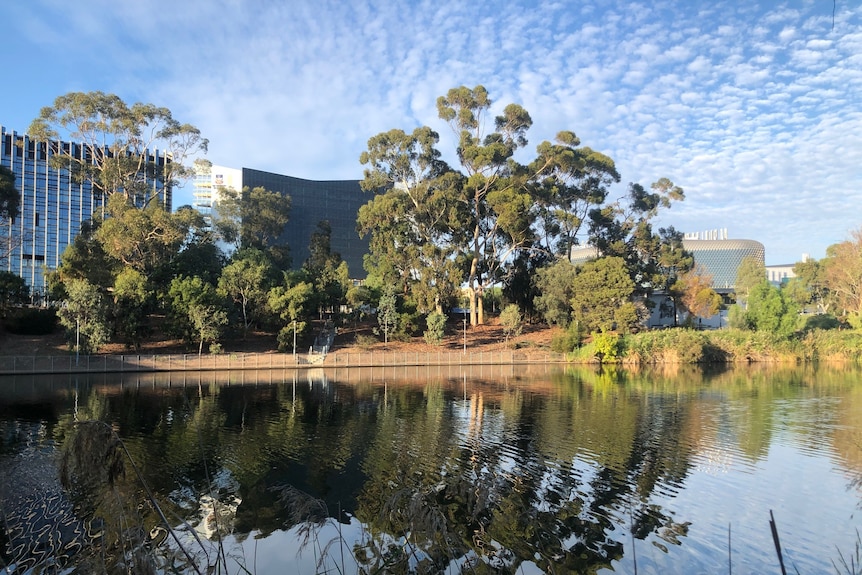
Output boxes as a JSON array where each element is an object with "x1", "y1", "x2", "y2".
[{"x1": 0, "y1": 350, "x2": 566, "y2": 375}]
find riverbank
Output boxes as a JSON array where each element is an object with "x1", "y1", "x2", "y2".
[{"x1": 0, "y1": 320, "x2": 563, "y2": 375}]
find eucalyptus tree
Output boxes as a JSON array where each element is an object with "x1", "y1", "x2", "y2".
[
  {"x1": 792, "y1": 257, "x2": 831, "y2": 314},
  {"x1": 267, "y1": 272, "x2": 315, "y2": 352},
  {"x1": 569, "y1": 256, "x2": 638, "y2": 333},
  {"x1": 218, "y1": 247, "x2": 278, "y2": 335},
  {"x1": 437, "y1": 85, "x2": 536, "y2": 325},
  {"x1": 0, "y1": 271, "x2": 28, "y2": 316},
  {"x1": 57, "y1": 278, "x2": 110, "y2": 354},
  {"x1": 28, "y1": 91, "x2": 207, "y2": 206},
  {"x1": 823, "y1": 228, "x2": 862, "y2": 327},
  {"x1": 303, "y1": 220, "x2": 351, "y2": 316},
  {"x1": 95, "y1": 194, "x2": 191, "y2": 277},
  {"x1": 531, "y1": 131, "x2": 620, "y2": 261},
  {"x1": 588, "y1": 178, "x2": 688, "y2": 299},
  {"x1": 216, "y1": 185, "x2": 291, "y2": 253},
  {"x1": 534, "y1": 258, "x2": 580, "y2": 327},
  {"x1": 733, "y1": 255, "x2": 767, "y2": 306},
  {"x1": 167, "y1": 275, "x2": 227, "y2": 346},
  {"x1": 358, "y1": 127, "x2": 467, "y2": 314},
  {"x1": 674, "y1": 265, "x2": 722, "y2": 326},
  {"x1": 48, "y1": 219, "x2": 118, "y2": 294},
  {"x1": 111, "y1": 267, "x2": 151, "y2": 349},
  {"x1": 0, "y1": 165, "x2": 21, "y2": 265}
]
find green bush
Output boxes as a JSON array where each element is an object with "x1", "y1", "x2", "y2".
[
  {"x1": 354, "y1": 333, "x2": 378, "y2": 350},
  {"x1": 394, "y1": 310, "x2": 422, "y2": 341},
  {"x1": 3, "y1": 307, "x2": 58, "y2": 335},
  {"x1": 592, "y1": 332, "x2": 621, "y2": 363},
  {"x1": 551, "y1": 324, "x2": 582, "y2": 353},
  {"x1": 801, "y1": 314, "x2": 840, "y2": 331},
  {"x1": 423, "y1": 312, "x2": 447, "y2": 345}
]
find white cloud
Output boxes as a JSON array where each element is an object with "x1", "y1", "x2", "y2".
[{"x1": 1, "y1": 0, "x2": 860, "y2": 264}]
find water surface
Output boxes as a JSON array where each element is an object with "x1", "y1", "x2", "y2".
[{"x1": 0, "y1": 363, "x2": 860, "y2": 574}]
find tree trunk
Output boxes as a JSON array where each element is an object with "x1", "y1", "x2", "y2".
[{"x1": 469, "y1": 286, "x2": 477, "y2": 327}]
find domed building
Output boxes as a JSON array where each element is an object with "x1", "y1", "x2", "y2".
[{"x1": 570, "y1": 229, "x2": 767, "y2": 329}]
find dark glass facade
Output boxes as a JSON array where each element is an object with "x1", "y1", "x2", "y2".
[{"x1": 241, "y1": 169, "x2": 370, "y2": 278}]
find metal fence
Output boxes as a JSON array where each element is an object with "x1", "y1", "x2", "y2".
[{"x1": 0, "y1": 350, "x2": 566, "y2": 375}]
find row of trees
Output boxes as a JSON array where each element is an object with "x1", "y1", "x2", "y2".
[
  {"x1": 1, "y1": 92, "x2": 363, "y2": 353},
  {"x1": 45, "y1": 192, "x2": 354, "y2": 353},
  {"x1": 5, "y1": 88, "x2": 862, "y2": 355},
  {"x1": 729, "y1": 228, "x2": 862, "y2": 336},
  {"x1": 358, "y1": 85, "x2": 692, "y2": 329}
]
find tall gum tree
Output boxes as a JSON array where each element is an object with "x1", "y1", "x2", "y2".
[
  {"x1": 530, "y1": 131, "x2": 620, "y2": 261},
  {"x1": 358, "y1": 127, "x2": 467, "y2": 313},
  {"x1": 437, "y1": 86, "x2": 534, "y2": 325},
  {"x1": 588, "y1": 178, "x2": 688, "y2": 299},
  {"x1": 823, "y1": 227, "x2": 862, "y2": 326},
  {"x1": 28, "y1": 91, "x2": 208, "y2": 207},
  {"x1": 0, "y1": 165, "x2": 22, "y2": 266}
]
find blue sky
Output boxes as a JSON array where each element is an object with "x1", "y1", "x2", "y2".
[{"x1": 2, "y1": 0, "x2": 860, "y2": 265}]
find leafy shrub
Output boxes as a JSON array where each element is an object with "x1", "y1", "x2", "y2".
[
  {"x1": 393, "y1": 310, "x2": 422, "y2": 341},
  {"x1": 592, "y1": 332, "x2": 621, "y2": 363},
  {"x1": 423, "y1": 312, "x2": 446, "y2": 345},
  {"x1": 354, "y1": 333, "x2": 378, "y2": 350},
  {"x1": 500, "y1": 304, "x2": 522, "y2": 343},
  {"x1": 551, "y1": 323, "x2": 582, "y2": 353},
  {"x1": 4, "y1": 307, "x2": 58, "y2": 335},
  {"x1": 801, "y1": 314, "x2": 840, "y2": 331}
]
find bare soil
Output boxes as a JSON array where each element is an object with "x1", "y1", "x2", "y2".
[{"x1": 0, "y1": 318, "x2": 560, "y2": 358}]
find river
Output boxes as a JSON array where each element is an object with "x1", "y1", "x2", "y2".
[{"x1": 0, "y1": 363, "x2": 860, "y2": 574}]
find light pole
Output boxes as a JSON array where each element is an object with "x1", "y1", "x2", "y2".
[
  {"x1": 463, "y1": 310, "x2": 467, "y2": 354},
  {"x1": 292, "y1": 319, "x2": 297, "y2": 361}
]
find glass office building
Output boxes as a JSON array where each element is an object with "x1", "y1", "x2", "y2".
[
  {"x1": 242, "y1": 169, "x2": 369, "y2": 277},
  {"x1": 195, "y1": 166, "x2": 371, "y2": 278},
  {"x1": 0, "y1": 126, "x2": 170, "y2": 299}
]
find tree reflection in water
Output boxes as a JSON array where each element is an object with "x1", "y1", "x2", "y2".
[{"x1": 1, "y1": 364, "x2": 860, "y2": 574}]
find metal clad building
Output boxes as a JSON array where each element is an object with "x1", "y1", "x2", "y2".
[
  {"x1": 681, "y1": 238, "x2": 766, "y2": 290},
  {"x1": 571, "y1": 234, "x2": 766, "y2": 291}
]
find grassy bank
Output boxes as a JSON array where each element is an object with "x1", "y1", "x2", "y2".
[{"x1": 569, "y1": 327, "x2": 862, "y2": 365}]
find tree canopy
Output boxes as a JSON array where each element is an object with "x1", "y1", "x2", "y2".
[
  {"x1": 823, "y1": 227, "x2": 862, "y2": 327},
  {"x1": 0, "y1": 165, "x2": 22, "y2": 266},
  {"x1": 28, "y1": 91, "x2": 207, "y2": 206},
  {"x1": 359, "y1": 85, "x2": 685, "y2": 326},
  {"x1": 570, "y1": 256, "x2": 637, "y2": 333}
]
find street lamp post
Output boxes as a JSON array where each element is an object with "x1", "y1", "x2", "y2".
[
  {"x1": 463, "y1": 310, "x2": 467, "y2": 354},
  {"x1": 292, "y1": 319, "x2": 297, "y2": 361}
]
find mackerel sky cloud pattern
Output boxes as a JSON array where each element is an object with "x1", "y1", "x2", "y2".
[{"x1": 2, "y1": 0, "x2": 859, "y2": 264}]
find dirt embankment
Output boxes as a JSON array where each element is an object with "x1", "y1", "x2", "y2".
[{"x1": 0, "y1": 319, "x2": 560, "y2": 358}]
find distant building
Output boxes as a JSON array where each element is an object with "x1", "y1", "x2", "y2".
[
  {"x1": 192, "y1": 165, "x2": 370, "y2": 278},
  {"x1": 192, "y1": 162, "x2": 242, "y2": 229},
  {"x1": 681, "y1": 237, "x2": 765, "y2": 291},
  {"x1": 0, "y1": 125, "x2": 170, "y2": 298},
  {"x1": 570, "y1": 230, "x2": 768, "y2": 329},
  {"x1": 571, "y1": 230, "x2": 766, "y2": 292},
  {"x1": 765, "y1": 254, "x2": 807, "y2": 286}
]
